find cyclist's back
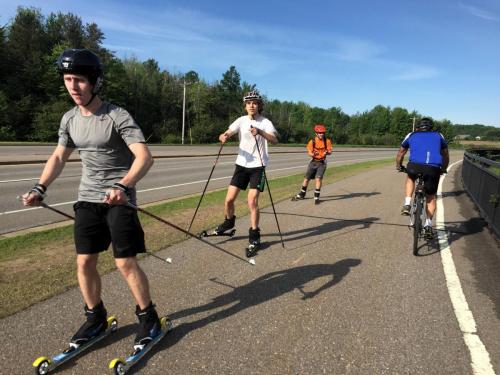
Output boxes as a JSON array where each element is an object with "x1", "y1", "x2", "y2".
[{"x1": 401, "y1": 130, "x2": 447, "y2": 168}]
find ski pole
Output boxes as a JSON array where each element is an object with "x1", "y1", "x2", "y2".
[
  {"x1": 16, "y1": 196, "x2": 172, "y2": 264},
  {"x1": 127, "y1": 202, "x2": 256, "y2": 265},
  {"x1": 251, "y1": 130, "x2": 285, "y2": 248},
  {"x1": 186, "y1": 142, "x2": 224, "y2": 234}
]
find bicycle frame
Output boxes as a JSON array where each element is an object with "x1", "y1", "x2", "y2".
[{"x1": 410, "y1": 174, "x2": 427, "y2": 255}]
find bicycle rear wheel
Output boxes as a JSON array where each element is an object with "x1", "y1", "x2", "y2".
[{"x1": 413, "y1": 196, "x2": 423, "y2": 255}]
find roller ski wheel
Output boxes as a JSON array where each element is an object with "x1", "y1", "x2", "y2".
[
  {"x1": 246, "y1": 242, "x2": 260, "y2": 258},
  {"x1": 33, "y1": 316, "x2": 118, "y2": 374},
  {"x1": 109, "y1": 317, "x2": 173, "y2": 375},
  {"x1": 199, "y1": 229, "x2": 236, "y2": 238}
]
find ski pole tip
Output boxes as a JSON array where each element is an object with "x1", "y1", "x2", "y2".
[
  {"x1": 166, "y1": 257, "x2": 172, "y2": 264},
  {"x1": 249, "y1": 258, "x2": 256, "y2": 265}
]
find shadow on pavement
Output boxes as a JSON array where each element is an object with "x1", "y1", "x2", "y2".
[{"x1": 130, "y1": 260, "x2": 361, "y2": 373}]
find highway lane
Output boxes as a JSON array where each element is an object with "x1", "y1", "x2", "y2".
[{"x1": 0, "y1": 148, "x2": 395, "y2": 234}]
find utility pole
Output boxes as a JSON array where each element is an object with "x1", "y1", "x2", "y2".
[
  {"x1": 182, "y1": 79, "x2": 187, "y2": 145},
  {"x1": 412, "y1": 117, "x2": 416, "y2": 132}
]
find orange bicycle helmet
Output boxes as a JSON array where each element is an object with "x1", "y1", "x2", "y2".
[{"x1": 314, "y1": 124, "x2": 326, "y2": 133}]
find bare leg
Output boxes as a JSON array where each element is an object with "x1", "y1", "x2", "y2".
[
  {"x1": 405, "y1": 176, "x2": 415, "y2": 201},
  {"x1": 426, "y1": 194, "x2": 436, "y2": 220},
  {"x1": 315, "y1": 178, "x2": 322, "y2": 190},
  {"x1": 248, "y1": 188, "x2": 260, "y2": 229},
  {"x1": 77, "y1": 254, "x2": 102, "y2": 308},
  {"x1": 115, "y1": 257, "x2": 152, "y2": 310},
  {"x1": 224, "y1": 185, "x2": 240, "y2": 219}
]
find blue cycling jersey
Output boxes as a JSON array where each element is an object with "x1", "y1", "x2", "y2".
[{"x1": 401, "y1": 131, "x2": 448, "y2": 167}]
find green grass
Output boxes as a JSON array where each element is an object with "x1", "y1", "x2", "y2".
[{"x1": 0, "y1": 158, "x2": 392, "y2": 318}]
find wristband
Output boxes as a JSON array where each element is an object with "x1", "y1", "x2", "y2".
[
  {"x1": 30, "y1": 185, "x2": 46, "y2": 200},
  {"x1": 112, "y1": 182, "x2": 130, "y2": 195},
  {"x1": 35, "y1": 183, "x2": 47, "y2": 193}
]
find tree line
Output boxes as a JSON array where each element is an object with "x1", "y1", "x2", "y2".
[{"x1": 1, "y1": 7, "x2": 494, "y2": 145}]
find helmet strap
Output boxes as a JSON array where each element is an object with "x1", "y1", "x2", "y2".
[{"x1": 83, "y1": 93, "x2": 97, "y2": 107}]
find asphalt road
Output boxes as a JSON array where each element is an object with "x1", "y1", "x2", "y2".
[
  {"x1": 0, "y1": 146, "x2": 396, "y2": 235},
  {"x1": 1, "y1": 154, "x2": 499, "y2": 374}
]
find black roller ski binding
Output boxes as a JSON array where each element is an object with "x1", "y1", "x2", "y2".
[
  {"x1": 291, "y1": 191, "x2": 306, "y2": 201},
  {"x1": 246, "y1": 227, "x2": 261, "y2": 258},
  {"x1": 200, "y1": 215, "x2": 236, "y2": 238},
  {"x1": 33, "y1": 302, "x2": 117, "y2": 374},
  {"x1": 109, "y1": 303, "x2": 173, "y2": 374}
]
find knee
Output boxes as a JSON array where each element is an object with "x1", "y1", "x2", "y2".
[
  {"x1": 77, "y1": 255, "x2": 98, "y2": 272},
  {"x1": 248, "y1": 198, "x2": 258, "y2": 210},
  {"x1": 115, "y1": 257, "x2": 139, "y2": 277}
]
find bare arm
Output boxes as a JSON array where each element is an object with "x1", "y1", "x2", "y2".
[
  {"x1": 250, "y1": 127, "x2": 278, "y2": 144},
  {"x1": 396, "y1": 147, "x2": 408, "y2": 169},
  {"x1": 441, "y1": 148, "x2": 449, "y2": 171},
  {"x1": 219, "y1": 129, "x2": 234, "y2": 144},
  {"x1": 104, "y1": 142, "x2": 154, "y2": 204},
  {"x1": 22, "y1": 145, "x2": 74, "y2": 206}
]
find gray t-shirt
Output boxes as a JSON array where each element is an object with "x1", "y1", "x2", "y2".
[{"x1": 58, "y1": 102, "x2": 145, "y2": 203}]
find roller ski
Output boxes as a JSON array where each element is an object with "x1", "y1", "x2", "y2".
[
  {"x1": 109, "y1": 303, "x2": 173, "y2": 375},
  {"x1": 33, "y1": 302, "x2": 117, "y2": 375},
  {"x1": 291, "y1": 191, "x2": 306, "y2": 202},
  {"x1": 245, "y1": 227, "x2": 261, "y2": 258},
  {"x1": 199, "y1": 215, "x2": 236, "y2": 238}
]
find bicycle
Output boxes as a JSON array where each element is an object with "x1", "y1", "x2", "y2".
[{"x1": 400, "y1": 166, "x2": 427, "y2": 255}]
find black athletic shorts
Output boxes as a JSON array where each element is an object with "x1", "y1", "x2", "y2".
[
  {"x1": 406, "y1": 162, "x2": 442, "y2": 195},
  {"x1": 73, "y1": 201, "x2": 146, "y2": 258},
  {"x1": 305, "y1": 159, "x2": 327, "y2": 179},
  {"x1": 230, "y1": 165, "x2": 265, "y2": 192}
]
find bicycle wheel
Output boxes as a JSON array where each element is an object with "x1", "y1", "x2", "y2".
[{"x1": 413, "y1": 195, "x2": 423, "y2": 255}]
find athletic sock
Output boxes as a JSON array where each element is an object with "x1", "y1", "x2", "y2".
[
  {"x1": 404, "y1": 197, "x2": 412, "y2": 206},
  {"x1": 314, "y1": 189, "x2": 320, "y2": 199}
]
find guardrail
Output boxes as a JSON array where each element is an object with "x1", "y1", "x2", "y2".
[{"x1": 462, "y1": 150, "x2": 500, "y2": 237}]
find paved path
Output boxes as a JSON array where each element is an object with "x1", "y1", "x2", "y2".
[{"x1": 1, "y1": 158, "x2": 499, "y2": 374}]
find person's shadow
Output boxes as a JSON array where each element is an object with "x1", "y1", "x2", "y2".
[
  {"x1": 319, "y1": 191, "x2": 381, "y2": 201},
  {"x1": 131, "y1": 259, "x2": 361, "y2": 373}
]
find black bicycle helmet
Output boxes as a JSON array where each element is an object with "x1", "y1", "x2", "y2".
[
  {"x1": 56, "y1": 49, "x2": 103, "y2": 86},
  {"x1": 416, "y1": 117, "x2": 434, "y2": 131},
  {"x1": 243, "y1": 90, "x2": 263, "y2": 103}
]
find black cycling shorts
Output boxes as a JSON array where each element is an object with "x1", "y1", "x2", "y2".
[
  {"x1": 305, "y1": 160, "x2": 327, "y2": 180},
  {"x1": 73, "y1": 202, "x2": 146, "y2": 258},
  {"x1": 230, "y1": 165, "x2": 265, "y2": 192},
  {"x1": 406, "y1": 162, "x2": 442, "y2": 195}
]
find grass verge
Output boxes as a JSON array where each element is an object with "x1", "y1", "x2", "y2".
[{"x1": 0, "y1": 158, "x2": 392, "y2": 318}]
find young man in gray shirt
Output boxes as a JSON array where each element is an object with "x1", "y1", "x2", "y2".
[{"x1": 22, "y1": 49, "x2": 163, "y2": 352}]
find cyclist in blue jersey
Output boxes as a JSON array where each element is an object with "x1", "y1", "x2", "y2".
[{"x1": 396, "y1": 117, "x2": 449, "y2": 239}]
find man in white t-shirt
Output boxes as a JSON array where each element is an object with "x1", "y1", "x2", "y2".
[{"x1": 217, "y1": 90, "x2": 278, "y2": 257}]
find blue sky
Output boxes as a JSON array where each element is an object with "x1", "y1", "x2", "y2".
[{"x1": 1, "y1": 0, "x2": 499, "y2": 126}]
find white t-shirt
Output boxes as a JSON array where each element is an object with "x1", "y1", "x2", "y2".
[{"x1": 228, "y1": 115, "x2": 277, "y2": 168}]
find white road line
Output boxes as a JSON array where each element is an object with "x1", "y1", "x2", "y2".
[
  {"x1": 1, "y1": 156, "x2": 384, "y2": 215},
  {"x1": 436, "y1": 160, "x2": 495, "y2": 375}
]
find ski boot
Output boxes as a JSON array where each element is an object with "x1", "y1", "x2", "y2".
[
  {"x1": 134, "y1": 303, "x2": 162, "y2": 352},
  {"x1": 313, "y1": 189, "x2": 321, "y2": 205},
  {"x1": 109, "y1": 304, "x2": 173, "y2": 374},
  {"x1": 291, "y1": 190, "x2": 306, "y2": 201},
  {"x1": 70, "y1": 301, "x2": 108, "y2": 348},
  {"x1": 246, "y1": 227, "x2": 261, "y2": 258},
  {"x1": 200, "y1": 215, "x2": 236, "y2": 237}
]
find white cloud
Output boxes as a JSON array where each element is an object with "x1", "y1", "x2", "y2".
[
  {"x1": 391, "y1": 65, "x2": 439, "y2": 81},
  {"x1": 459, "y1": 2, "x2": 500, "y2": 22}
]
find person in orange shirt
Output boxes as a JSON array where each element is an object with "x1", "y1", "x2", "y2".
[{"x1": 293, "y1": 124, "x2": 333, "y2": 204}]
